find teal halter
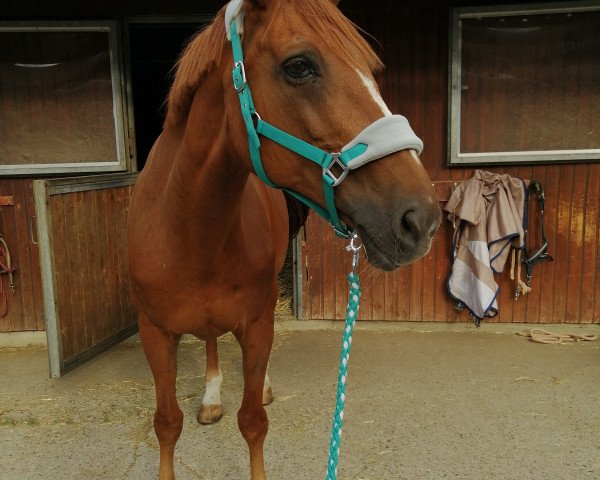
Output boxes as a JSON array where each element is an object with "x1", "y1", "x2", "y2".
[
  {"x1": 229, "y1": 20, "x2": 364, "y2": 237},
  {"x1": 227, "y1": 10, "x2": 423, "y2": 238}
]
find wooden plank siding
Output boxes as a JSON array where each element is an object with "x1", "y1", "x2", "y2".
[
  {"x1": 1, "y1": 0, "x2": 598, "y2": 327},
  {"x1": 0, "y1": 178, "x2": 44, "y2": 332},
  {"x1": 301, "y1": 5, "x2": 600, "y2": 324},
  {"x1": 50, "y1": 187, "x2": 135, "y2": 358}
]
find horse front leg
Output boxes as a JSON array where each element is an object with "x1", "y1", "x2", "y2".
[
  {"x1": 236, "y1": 315, "x2": 275, "y2": 480},
  {"x1": 139, "y1": 314, "x2": 183, "y2": 480},
  {"x1": 198, "y1": 337, "x2": 223, "y2": 424}
]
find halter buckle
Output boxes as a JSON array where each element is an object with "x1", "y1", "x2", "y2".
[
  {"x1": 232, "y1": 61, "x2": 247, "y2": 92},
  {"x1": 323, "y1": 153, "x2": 349, "y2": 187}
]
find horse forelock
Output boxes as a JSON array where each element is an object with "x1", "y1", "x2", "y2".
[
  {"x1": 166, "y1": 0, "x2": 383, "y2": 126},
  {"x1": 263, "y1": 0, "x2": 383, "y2": 74}
]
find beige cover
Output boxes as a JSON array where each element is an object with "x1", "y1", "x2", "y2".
[{"x1": 445, "y1": 170, "x2": 526, "y2": 319}]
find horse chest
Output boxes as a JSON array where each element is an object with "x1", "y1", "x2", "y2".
[{"x1": 143, "y1": 262, "x2": 277, "y2": 337}]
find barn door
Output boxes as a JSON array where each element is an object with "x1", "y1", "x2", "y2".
[{"x1": 33, "y1": 173, "x2": 138, "y2": 377}]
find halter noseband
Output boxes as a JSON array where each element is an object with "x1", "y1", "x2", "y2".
[{"x1": 226, "y1": 2, "x2": 423, "y2": 238}]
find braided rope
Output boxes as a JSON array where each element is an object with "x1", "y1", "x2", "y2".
[{"x1": 326, "y1": 271, "x2": 361, "y2": 480}]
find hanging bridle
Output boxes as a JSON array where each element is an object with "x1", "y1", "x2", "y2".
[
  {"x1": 523, "y1": 180, "x2": 553, "y2": 285},
  {"x1": 225, "y1": 0, "x2": 423, "y2": 238}
]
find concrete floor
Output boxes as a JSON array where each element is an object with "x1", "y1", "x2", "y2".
[{"x1": 1, "y1": 324, "x2": 599, "y2": 480}]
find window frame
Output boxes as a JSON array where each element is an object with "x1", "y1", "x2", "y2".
[
  {"x1": 448, "y1": 1, "x2": 600, "y2": 166},
  {"x1": 0, "y1": 21, "x2": 130, "y2": 176}
]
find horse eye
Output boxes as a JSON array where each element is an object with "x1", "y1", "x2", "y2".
[{"x1": 283, "y1": 58, "x2": 314, "y2": 79}]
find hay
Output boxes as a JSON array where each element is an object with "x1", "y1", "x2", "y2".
[{"x1": 276, "y1": 244, "x2": 295, "y2": 318}]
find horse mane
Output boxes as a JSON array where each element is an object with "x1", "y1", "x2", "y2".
[
  {"x1": 166, "y1": 0, "x2": 383, "y2": 126},
  {"x1": 283, "y1": 191, "x2": 310, "y2": 239},
  {"x1": 165, "y1": 6, "x2": 227, "y2": 127}
]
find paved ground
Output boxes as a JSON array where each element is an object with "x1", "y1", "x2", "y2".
[{"x1": 1, "y1": 324, "x2": 599, "y2": 480}]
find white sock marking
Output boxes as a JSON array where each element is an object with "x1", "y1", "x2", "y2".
[{"x1": 202, "y1": 368, "x2": 223, "y2": 406}]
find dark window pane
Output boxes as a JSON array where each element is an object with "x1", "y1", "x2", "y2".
[
  {"x1": 459, "y1": 11, "x2": 600, "y2": 154},
  {"x1": 0, "y1": 30, "x2": 118, "y2": 165}
]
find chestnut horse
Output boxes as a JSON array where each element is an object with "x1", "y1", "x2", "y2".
[{"x1": 127, "y1": 0, "x2": 441, "y2": 478}]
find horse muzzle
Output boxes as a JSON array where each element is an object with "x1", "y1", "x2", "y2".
[{"x1": 352, "y1": 196, "x2": 442, "y2": 271}]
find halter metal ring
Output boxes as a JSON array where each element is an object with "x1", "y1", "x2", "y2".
[
  {"x1": 323, "y1": 153, "x2": 349, "y2": 187},
  {"x1": 348, "y1": 233, "x2": 362, "y2": 253},
  {"x1": 251, "y1": 111, "x2": 262, "y2": 129}
]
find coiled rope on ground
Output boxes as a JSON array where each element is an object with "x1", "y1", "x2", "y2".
[{"x1": 517, "y1": 328, "x2": 598, "y2": 344}]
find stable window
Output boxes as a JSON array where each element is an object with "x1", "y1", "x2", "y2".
[
  {"x1": 448, "y1": 2, "x2": 600, "y2": 165},
  {"x1": 0, "y1": 22, "x2": 129, "y2": 175}
]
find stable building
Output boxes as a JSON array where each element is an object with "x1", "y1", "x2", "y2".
[{"x1": 1, "y1": 0, "x2": 598, "y2": 376}]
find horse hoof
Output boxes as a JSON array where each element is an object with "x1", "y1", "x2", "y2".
[
  {"x1": 198, "y1": 404, "x2": 222, "y2": 425},
  {"x1": 262, "y1": 386, "x2": 274, "y2": 406}
]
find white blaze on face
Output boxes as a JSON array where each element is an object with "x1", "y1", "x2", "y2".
[
  {"x1": 356, "y1": 69, "x2": 392, "y2": 117},
  {"x1": 202, "y1": 368, "x2": 223, "y2": 406}
]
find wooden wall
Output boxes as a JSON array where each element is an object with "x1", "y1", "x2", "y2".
[
  {"x1": 0, "y1": 179, "x2": 44, "y2": 332},
  {"x1": 302, "y1": 2, "x2": 600, "y2": 324},
  {"x1": 1, "y1": 0, "x2": 597, "y2": 326}
]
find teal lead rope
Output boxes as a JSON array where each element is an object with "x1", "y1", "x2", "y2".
[{"x1": 326, "y1": 235, "x2": 362, "y2": 480}]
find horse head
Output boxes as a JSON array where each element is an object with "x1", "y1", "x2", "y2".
[
  {"x1": 220, "y1": 0, "x2": 441, "y2": 270},
  {"x1": 165, "y1": 0, "x2": 441, "y2": 271}
]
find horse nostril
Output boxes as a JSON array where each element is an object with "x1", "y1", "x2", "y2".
[
  {"x1": 397, "y1": 201, "x2": 441, "y2": 244},
  {"x1": 401, "y1": 210, "x2": 419, "y2": 238}
]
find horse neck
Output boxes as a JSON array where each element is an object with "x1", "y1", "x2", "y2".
[{"x1": 163, "y1": 69, "x2": 249, "y2": 246}]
